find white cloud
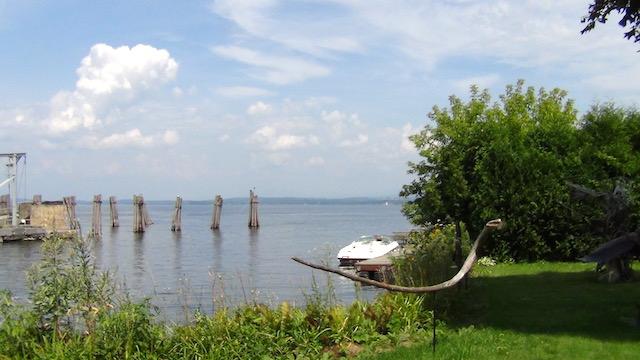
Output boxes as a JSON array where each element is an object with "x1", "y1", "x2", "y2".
[
  {"x1": 74, "y1": 128, "x2": 179, "y2": 150},
  {"x1": 247, "y1": 101, "x2": 273, "y2": 115},
  {"x1": 400, "y1": 123, "x2": 417, "y2": 153},
  {"x1": 75, "y1": 43, "x2": 178, "y2": 96},
  {"x1": 322, "y1": 110, "x2": 361, "y2": 138},
  {"x1": 212, "y1": 45, "x2": 330, "y2": 84},
  {"x1": 216, "y1": 86, "x2": 274, "y2": 97},
  {"x1": 211, "y1": 0, "x2": 638, "y2": 98},
  {"x1": 82, "y1": 128, "x2": 154, "y2": 149},
  {"x1": 47, "y1": 43, "x2": 178, "y2": 134},
  {"x1": 162, "y1": 129, "x2": 180, "y2": 145},
  {"x1": 247, "y1": 125, "x2": 317, "y2": 151},
  {"x1": 211, "y1": 0, "x2": 363, "y2": 57},
  {"x1": 218, "y1": 133, "x2": 230, "y2": 142}
]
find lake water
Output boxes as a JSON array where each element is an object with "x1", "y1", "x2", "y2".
[{"x1": 0, "y1": 200, "x2": 411, "y2": 320}]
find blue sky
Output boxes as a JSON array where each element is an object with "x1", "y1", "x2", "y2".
[{"x1": 0, "y1": 0, "x2": 638, "y2": 200}]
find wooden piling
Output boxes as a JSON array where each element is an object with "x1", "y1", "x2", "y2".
[
  {"x1": 171, "y1": 195, "x2": 182, "y2": 232},
  {"x1": 109, "y1": 196, "x2": 119, "y2": 227},
  {"x1": 132, "y1": 194, "x2": 152, "y2": 233},
  {"x1": 132, "y1": 195, "x2": 145, "y2": 233},
  {"x1": 211, "y1": 195, "x2": 223, "y2": 229},
  {"x1": 90, "y1": 194, "x2": 102, "y2": 239},
  {"x1": 32, "y1": 194, "x2": 42, "y2": 205},
  {"x1": 248, "y1": 190, "x2": 259, "y2": 228},
  {"x1": 63, "y1": 196, "x2": 80, "y2": 231}
]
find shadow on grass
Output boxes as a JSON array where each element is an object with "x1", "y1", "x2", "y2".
[{"x1": 447, "y1": 265, "x2": 640, "y2": 341}]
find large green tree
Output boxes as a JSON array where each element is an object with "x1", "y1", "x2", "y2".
[{"x1": 401, "y1": 81, "x2": 608, "y2": 261}]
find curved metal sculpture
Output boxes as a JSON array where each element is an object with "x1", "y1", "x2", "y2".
[{"x1": 292, "y1": 219, "x2": 504, "y2": 293}]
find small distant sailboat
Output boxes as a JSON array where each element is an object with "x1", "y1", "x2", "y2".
[{"x1": 337, "y1": 235, "x2": 400, "y2": 266}]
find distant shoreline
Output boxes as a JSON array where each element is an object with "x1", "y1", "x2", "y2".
[{"x1": 63, "y1": 197, "x2": 407, "y2": 205}]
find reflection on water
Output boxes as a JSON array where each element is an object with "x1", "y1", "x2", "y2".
[{"x1": 0, "y1": 202, "x2": 410, "y2": 320}]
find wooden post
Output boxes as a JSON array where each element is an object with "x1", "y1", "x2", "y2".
[
  {"x1": 171, "y1": 195, "x2": 182, "y2": 231},
  {"x1": 211, "y1": 195, "x2": 223, "y2": 229},
  {"x1": 32, "y1": 194, "x2": 42, "y2": 205},
  {"x1": 90, "y1": 194, "x2": 102, "y2": 239},
  {"x1": 248, "y1": 190, "x2": 259, "y2": 228},
  {"x1": 109, "y1": 196, "x2": 119, "y2": 227},
  {"x1": 132, "y1": 195, "x2": 146, "y2": 233},
  {"x1": 63, "y1": 196, "x2": 80, "y2": 231}
]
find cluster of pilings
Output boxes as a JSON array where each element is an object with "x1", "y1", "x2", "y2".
[{"x1": 9, "y1": 190, "x2": 260, "y2": 239}]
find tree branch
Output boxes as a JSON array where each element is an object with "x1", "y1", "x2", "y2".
[{"x1": 292, "y1": 219, "x2": 504, "y2": 293}]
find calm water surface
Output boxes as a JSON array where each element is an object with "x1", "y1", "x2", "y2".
[{"x1": 0, "y1": 201, "x2": 410, "y2": 320}]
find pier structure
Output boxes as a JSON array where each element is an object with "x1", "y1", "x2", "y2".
[
  {"x1": 1, "y1": 153, "x2": 25, "y2": 226},
  {"x1": 0, "y1": 153, "x2": 47, "y2": 242}
]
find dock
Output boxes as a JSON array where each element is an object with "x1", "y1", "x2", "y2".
[
  {"x1": 354, "y1": 250, "x2": 401, "y2": 283},
  {"x1": 0, "y1": 226, "x2": 46, "y2": 243}
]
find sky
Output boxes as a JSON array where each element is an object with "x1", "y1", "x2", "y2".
[{"x1": 0, "y1": 0, "x2": 638, "y2": 200}]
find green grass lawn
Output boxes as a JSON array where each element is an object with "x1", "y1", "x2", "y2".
[{"x1": 369, "y1": 262, "x2": 640, "y2": 359}]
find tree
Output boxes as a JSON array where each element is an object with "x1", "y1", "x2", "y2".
[
  {"x1": 582, "y1": 0, "x2": 640, "y2": 44},
  {"x1": 401, "y1": 81, "x2": 594, "y2": 261}
]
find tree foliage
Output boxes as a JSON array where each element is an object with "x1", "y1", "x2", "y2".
[
  {"x1": 401, "y1": 81, "x2": 639, "y2": 261},
  {"x1": 582, "y1": 0, "x2": 640, "y2": 44}
]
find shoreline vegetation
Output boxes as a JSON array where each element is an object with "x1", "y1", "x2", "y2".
[{"x1": 0, "y1": 235, "x2": 439, "y2": 359}]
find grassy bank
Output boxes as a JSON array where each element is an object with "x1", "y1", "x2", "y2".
[{"x1": 374, "y1": 262, "x2": 640, "y2": 359}]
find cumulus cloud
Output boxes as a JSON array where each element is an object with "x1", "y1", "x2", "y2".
[
  {"x1": 322, "y1": 110, "x2": 362, "y2": 138},
  {"x1": 75, "y1": 128, "x2": 180, "y2": 149},
  {"x1": 247, "y1": 101, "x2": 273, "y2": 115},
  {"x1": 240, "y1": 98, "x2": 419, "y2": 169},
  {"x1": 212, "y1": 45, "x2": 330, "y2": 84},
  {"x1": 47, "y1": 43, "x2": 178, "y2": 134},
  {"x1": 247, "y1": 125, "x2": 317, "y2": 151},
  {"x1": 82, "y1": 128, "x2": 154, "y2": 149},
  {"x1": 75, "y1": 43, "x2": 178, "y2": 96}
]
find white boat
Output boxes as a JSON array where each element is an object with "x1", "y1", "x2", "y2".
[{"x1": 337, "y1": 235, "x2": 400, "y2": 266}]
